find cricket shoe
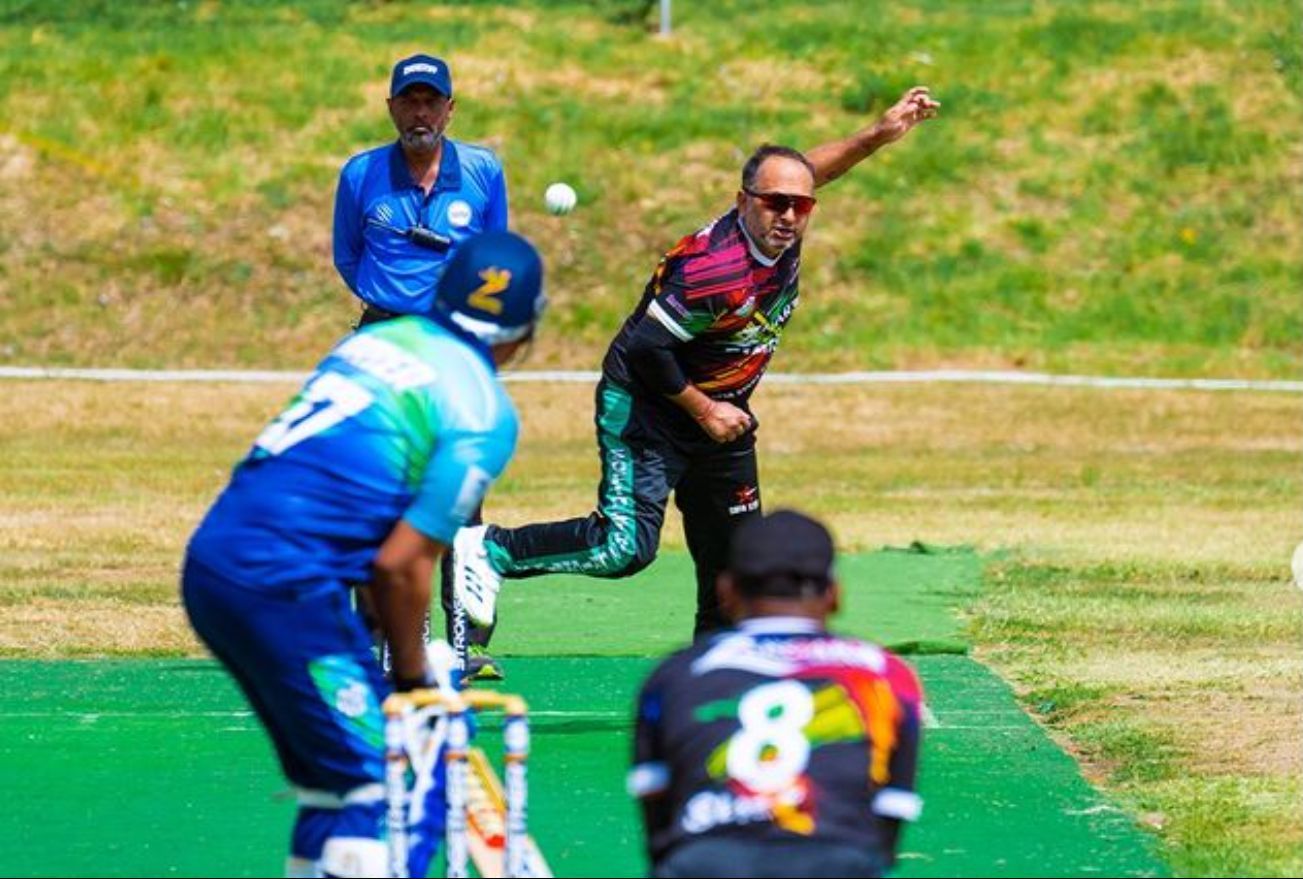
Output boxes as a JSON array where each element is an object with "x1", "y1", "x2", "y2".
[
  {"x1": 452, "y1": 525, "x2": 502, "y2": 626},
  {"x1": 462, "y1": 645, "x2": 505, "y2": 683}
]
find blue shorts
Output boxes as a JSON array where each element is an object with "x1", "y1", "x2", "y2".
[{"x1": 181, "y1": 554, "x2": 388, "y2": 795}]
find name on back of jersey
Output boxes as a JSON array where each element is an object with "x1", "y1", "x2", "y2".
[{"x1": 335, "y1": 333, "x2": 438, "y2": 390}]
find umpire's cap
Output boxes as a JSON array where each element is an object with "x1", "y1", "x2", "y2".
[
  {"x1": 391, "y1": 54, "x2": 453, "y2": 98},
  {"x1": 729, "y1": 509, "x2": 836, "y2": 597},
  {"x1": 432, "y1": 230, "x2": 547, "y2": 347}
]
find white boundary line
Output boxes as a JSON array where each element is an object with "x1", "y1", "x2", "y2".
[{"x1": 0, "y1": 365, "x2": 1299, "y2": 392}]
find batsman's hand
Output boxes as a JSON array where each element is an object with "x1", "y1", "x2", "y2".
[
  {"x1": 875, "y1": 86, "x2": 940, "y2": 143},
  {"x1": 392, "y1": 666, "x2": 436, "y2": 693},
  {"x1": 392, "y1": 642, "x2": 459, "y2": 693}
]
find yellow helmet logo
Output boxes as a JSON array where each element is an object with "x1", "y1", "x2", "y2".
[{"x1": 466, "y1": 267, "x2": 511, "y2": 316}]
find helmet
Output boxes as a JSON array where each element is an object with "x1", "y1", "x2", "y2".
[{"x1": 432, "y1": 230, "x2": 546, "y2": 346}]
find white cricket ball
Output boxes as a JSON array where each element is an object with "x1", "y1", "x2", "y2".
[
  {"x1": 544, "y1": 181, "x2": 577, "y2": 215},
  {"x1": 1292, "y1": 541, "x2": 1303, "y2": 590}
]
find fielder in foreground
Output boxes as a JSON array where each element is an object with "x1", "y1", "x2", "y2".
[
  {"x1": 629, "y1": 510, "x2": 925, "y2": 878},
  {"x1": 181, "y1": 230, "x2": 546, "y2": 877}
]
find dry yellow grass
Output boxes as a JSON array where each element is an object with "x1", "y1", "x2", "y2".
[{"x1": 1, "y1": 375, "x2": 1296, "y2": 635}]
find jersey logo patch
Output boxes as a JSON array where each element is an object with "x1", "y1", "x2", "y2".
[
  {"x1": 728, "y1": 484, "x2": 760, "y2": 515},
  {"x1": 447, "y1": 199, "x2": 472, "y2": 227}
]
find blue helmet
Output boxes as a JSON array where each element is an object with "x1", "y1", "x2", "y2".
[{"x1": 432, "y1": 230, "x2": 546, "y2": 346}]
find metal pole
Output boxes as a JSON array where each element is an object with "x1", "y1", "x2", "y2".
[{"x1": 660, "y1": 0, "x2": 671, "y2": 36}]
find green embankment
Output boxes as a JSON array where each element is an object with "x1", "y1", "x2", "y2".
[{"x1": 0, "y1": 0, "x2": 1298, "y2": 376}]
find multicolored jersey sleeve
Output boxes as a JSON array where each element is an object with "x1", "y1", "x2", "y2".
[
  {"x1": 402, "y1": 348, "x2": 517, "y2": 544},
  {"x1": 629, "y1": 653, "x2": 682, "y2": 856},
  {"x1": 630, "y1": 661, "x2": 673, "y2": 797},
  {"x1": 642, "y1": 229, "x2": 735, "y2": 342},
  {"x1": 870, "y1": 653, "x2": 924, "y2": 822},
  {"x1": 603, "y1": 210, "x2": 801, "y2": 402}
]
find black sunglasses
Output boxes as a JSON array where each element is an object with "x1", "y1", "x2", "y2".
[{"x1": 743, "y1": 188, "x2": 817, "y2": 217}]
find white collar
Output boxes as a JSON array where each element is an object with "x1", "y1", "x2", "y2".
[{"x1": 737, "y1": 616, "x2": 823, "y2": 635}]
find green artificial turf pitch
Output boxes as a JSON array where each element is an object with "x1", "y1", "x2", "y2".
[{"x1": 0, "y1": 549, "x2": 1165, "y2": 877}]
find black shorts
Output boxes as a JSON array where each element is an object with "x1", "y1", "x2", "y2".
[{"x1": 653, "y1": 836, "x2": 888, "y2": 878}]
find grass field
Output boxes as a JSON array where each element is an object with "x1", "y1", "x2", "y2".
[{"x1": 1, "y1": 377, "x2": 1299, "y2": 876}]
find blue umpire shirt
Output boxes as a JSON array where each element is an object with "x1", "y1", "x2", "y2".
[{"x1": 333, "y1": 138, "x2": 509, "y2": 315}]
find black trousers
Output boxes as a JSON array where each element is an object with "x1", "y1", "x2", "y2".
[
  {"x1": 653, "y1": 837, "x2": 887, "y2": 878},
  {"x1": 485, "y1": 378, "x2": 761, "y2": 637}
]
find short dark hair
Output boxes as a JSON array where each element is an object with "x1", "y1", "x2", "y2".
[
  {"x1": 735, "y1": 571, "x2": 832, "y2": 600},
  {"x1": 740, "y1": 144, "x2": 815, "y2": 191}
]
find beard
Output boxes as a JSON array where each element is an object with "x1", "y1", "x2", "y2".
[{"x1": 400, "y1": 128, "x2": 440, "y2": 153}]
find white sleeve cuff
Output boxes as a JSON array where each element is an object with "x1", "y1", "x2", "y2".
[
  {"x1": 646, "y1": 300, "x2": 694, "y2": 342},
  {"x1": 627, "y1": 762, "x2": 670, "y2": 798},
  {"x1": 872, "y1": 787, "x2": 923, "y2": 821}
]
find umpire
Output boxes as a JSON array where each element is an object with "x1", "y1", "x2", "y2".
[{"x1": 333, "y1": 52, "x2": 510, "y2": 680}]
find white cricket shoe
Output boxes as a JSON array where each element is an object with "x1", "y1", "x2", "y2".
[{"x1": 452, "y1": 525, "x2": 502, "y2": 626}]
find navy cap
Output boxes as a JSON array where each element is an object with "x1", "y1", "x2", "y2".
[
  {"x1": 729, "y1": 509, "x2": 836, "y2": 595},
  {"x1": 433, "y1": 231, "x2": 547, "y2": 346},
  {"x1": 390, "y1": 54, "x2": 452, "y2": 98}
]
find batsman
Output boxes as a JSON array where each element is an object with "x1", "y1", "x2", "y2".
[{"x1": 181, "y1": 231, "x2": 546, "y2": 877}]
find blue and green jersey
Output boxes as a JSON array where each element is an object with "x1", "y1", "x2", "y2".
[{"x1": 188, "y1": 317, "x2": 517, "y2": 591}]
